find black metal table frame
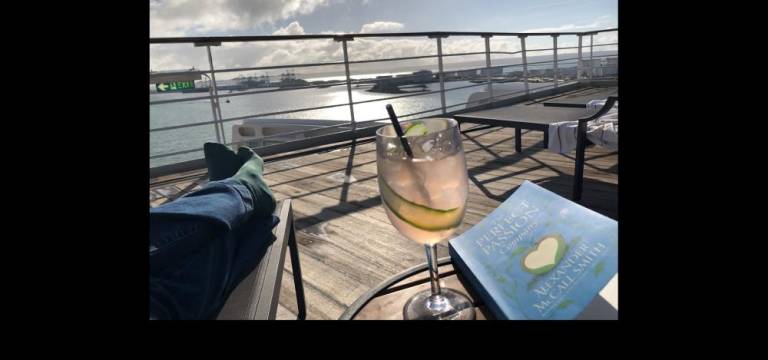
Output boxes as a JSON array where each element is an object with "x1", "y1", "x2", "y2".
[
  {"x1": 454, "y1": 96, "x2": 618, "y2": 201},
  {"x1": 339, "y1": 257, "x2": 484, "y2": 320}
]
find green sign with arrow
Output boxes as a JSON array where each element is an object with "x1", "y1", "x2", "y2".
[{"x1": 155, "y1": 80, "x2": 195, "y2": 92}]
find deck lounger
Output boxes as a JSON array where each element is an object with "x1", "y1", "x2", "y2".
[
  {"x1": 217, "y1": 199, "x2": 307, "y2": 320},
  {"x1": 569, "y1": 97, "x2": 618, "y2": 201},
  {"x1": 453, "y1": 96, "x2": 618, "y2": 201}
]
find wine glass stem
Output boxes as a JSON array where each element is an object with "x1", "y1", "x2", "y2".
[{"x1": 425, "y1": 244, "x2": 442, "y2": 299}]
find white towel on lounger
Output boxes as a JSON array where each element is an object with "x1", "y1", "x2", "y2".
[
  {"x1": 587, "y1": 105, "x2": 618, "y2": 151},
  {"x1": 548, "y1": 100, "x2": 618, "y2": 154},
  {"x1": 548, "y1": 121, "x2": 580, "y2": 154}
]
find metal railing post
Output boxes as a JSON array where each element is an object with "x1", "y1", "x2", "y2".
[
  {"x1": 552, "y1": 34, "x2": 559, "y2": 89},
  {"x1": 430, "y1": 35, "x2": 447, "y2": 114},
  {"x1": 337, "y1": 37, "x2": 356, "y2": 129},
  {"x1": 589, "y1": 34, "x2": 594, "y2": 80},
  {"x1": 203, "y1": 73, "x2": 221, "y2": 143},
  {"x1": 577, "y1": 35, "x2": 583, "y2": 80},
  {"x1": 482, "y1": 34, "x2": 494, "y2": 103},
  {"x1": 519, "y1": 35, "x2": 529, "y2": 96},
  {"x1": 205, "y1": 44, "x2": 227, "y2": 144}
]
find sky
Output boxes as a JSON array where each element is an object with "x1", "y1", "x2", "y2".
[{"x1": 150, "y1": 0, "x2": 617, "y2": 79}]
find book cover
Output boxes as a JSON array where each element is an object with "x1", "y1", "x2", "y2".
[{"x1": 448, "y1": 180, "x2": 618, "y2": 319}]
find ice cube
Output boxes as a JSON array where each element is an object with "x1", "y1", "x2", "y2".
[{"x1": 421, "y1": 139, "x2": 435, "y2": 153}]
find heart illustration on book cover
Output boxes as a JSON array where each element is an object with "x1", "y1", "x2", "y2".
[{"x1": 521, "y1": 234, "x2": 567, "y2": 275}]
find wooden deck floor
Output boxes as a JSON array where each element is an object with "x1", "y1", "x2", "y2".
[{"x1": 149, "y1": 96, "x2": 618, "y2": 320}]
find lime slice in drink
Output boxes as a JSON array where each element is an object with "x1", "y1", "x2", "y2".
[
  {"x1": 403, "y1": 122, "x2": 428, "y2": 137},
  {"x1": 379, "y1": 179, "x2": 462, "y2": 231}
]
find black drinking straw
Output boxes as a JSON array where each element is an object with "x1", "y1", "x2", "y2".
[{"x1": 385, "y1": 104, "x2": 414, "y2": 158}]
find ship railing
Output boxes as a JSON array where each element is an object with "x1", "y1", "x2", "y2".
[{"x1": 150, "y1": 29, "x2": 617, "y2": 176}]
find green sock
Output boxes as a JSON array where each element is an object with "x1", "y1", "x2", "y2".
[
  {"x1": 237, "y1": 147, "x2": 257, "y2": 167},
  {"x1": 233, "y1": 147, "x2": 276, "y2": 218},
  {"x1": 203, "y1": 143, "x2": 242, "y2": 181}
]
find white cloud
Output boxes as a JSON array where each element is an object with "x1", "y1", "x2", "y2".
[
  {"x1": 150, "y1": 0, "x2": 330, "y2": 37},
  {"x1": 272, "y1": 21, "x2": 306, "y2": 35},
  {"x1": 150, "y1": 17, "x2": 613, "y2": 81},
  {"x1": 150, "y1": 21, "x2": 522, "y2": 79},
  {"x1": 523, "y1": 16, "x2": 616, "y2": 33},
  {"x1": 360, "y1": 21, "x2": 404, "y2": 33},
  {"x1": 524, "y1": 22, "x2": 599, "y2": 33},
  {"x1": 525, "y1": 0, "x2": 585, "y2": 11}
]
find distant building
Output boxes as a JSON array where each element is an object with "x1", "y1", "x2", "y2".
[
  {"x1": 280, "y1": 70, "x2": 296, "y2": 82},
  {"x1": 558, "y1": 66, "x2": 577, "y2": 79},
  {"x1": 559, "y1": 67, "x2": 577, "y2": 76},
  {"x1": 602, "y1": 57, "x2": 618, "y2": 76},
  {"x1": 370, "y1": 70, "x2": 434, "y2": 93},
  {"x1": 479, "y1": 67, "x2": 503, "y2": 76},
  {"x1": 578, "y1": 59, "x2": 600, "y2": 78},
  {"x1": 445, "y1": 69, "x2": 477, "y2": 79},
  {"x1": 577, "y1": 57, "x2": 619, "y2": 78},
  {"x1": 411, "y1": 70, "x2": 434, "y2": 83},
  {"x1": 393, "y1": 70, "x2": 433, "y2": 83}
]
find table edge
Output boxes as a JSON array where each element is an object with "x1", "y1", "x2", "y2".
[{"x1": 338, "y1": 257, "x2": 453, "y2": 320}]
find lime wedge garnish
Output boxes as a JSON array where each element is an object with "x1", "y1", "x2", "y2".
[
  {"x1": 403, "y1": 122, "x2": 428, "y2": 137},
  {"x1": 379, "y1": 179, "x2": 462, "y2": 231}
]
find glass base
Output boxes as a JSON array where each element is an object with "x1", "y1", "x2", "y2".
[{"x1": 403, "y1": 288, "x2": 476, "y2": 320}]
